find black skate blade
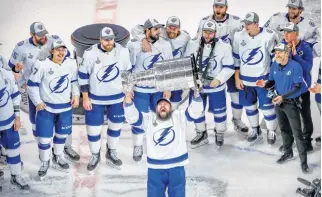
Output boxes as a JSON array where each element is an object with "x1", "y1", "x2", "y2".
[
  {"x1": 52, "y1": 163, "x2": 69, "y2": 173},
  {"x1": 190, "y1": 139, "x2": 209, "y2": 149},
  {"x1": 9, "y1": 183, "x2": 30, "y2": 194},
  {"x1": 64, "y1": 154, "x2": 79, "y2": 164},
  {"x1": 249, "y1": 136, "x2": 264, "y2": 146},
  {"x1": 105, "y1": 160, "x2": 121, "y2": 170},
  {"x1": 88, "y1": 165, "x2": 100, "y2": 175}
]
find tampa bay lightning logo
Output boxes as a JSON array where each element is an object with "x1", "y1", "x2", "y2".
[
  {"x1": 172, "y1": 47, "x2": 183, "y2": 58},
  {"x1": 96, "y1": 62, "x2": 119, "y2": 83},
  {"x1": 220, "y1": 34, "x2": 231, "y2": 44},
  {"x1": 153, "y1": 126, "x2": 175, "y2": 146},
  {"x1": 49, "y1": 74, "x2": 69, "y2": 94},
  {"x1": 0, "y1": 86, "x2": 10, "y2": 108},
  {"x1": 143, "y1": 53, "x2": 164, "y2": 70},
  {"x1": 201, "y1": 56, "x2": 217, "y2": 70},
  {"x1": 241, "y1": 47, "x2": 264, "y2": 66}
]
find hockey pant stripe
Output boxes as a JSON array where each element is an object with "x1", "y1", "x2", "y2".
[{"x1": 231, "y1": 102, "x2": 243, "y2": 109}]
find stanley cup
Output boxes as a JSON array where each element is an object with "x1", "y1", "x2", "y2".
[{"x1": 122, "y1": 55, "x2": 200, "y2": 92}]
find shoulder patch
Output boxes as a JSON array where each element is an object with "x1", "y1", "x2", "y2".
[
  {"x1": 202, "y1": 16, "x2": 211, "y2": 20},
  {"x1": 309, "y1": 21, "x2": 316, "y2": 27},
  {"x1": 266, "y1": 29, "x2": 273, "y2": 34},
  {"x1": 51, "y1": 35, "x2": 59, "y2": 39},
  {"x1": 17, "y1": 41, "x2": 24, "y2": 46},
  {"x1": 233, "y1": 16, "x2": 240, "y2": 20},
  {"x1": 273, "y1": 12, "x2": 280, "y2": 16},
  {"x1": 86, "y1": 46, "x2": 93, "y2": 51}
]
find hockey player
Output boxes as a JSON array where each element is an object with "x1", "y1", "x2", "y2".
[
  {"x1": 0, "y1": 67, "x2": 29, "y2": 191},
  {"x1": 128, "y1": 18, "x2": 173, "y2": 161},
  {"x1": 78, "y1": 27, "x2": 131, "y2": 171},
  {"x1": 184, "y1": 20, "x2": 235, "y2": 148},
  {"x1": 233, "y1": 12, "x2": 279, "y2": 145},
  {"x1": 309, "y1": 63, "x2": 321, "y2": 146},
  {"x1": 130, "y1": 16, "x2": 190, "y2": 109},
  {"x1": 279, "y1": 22, "x2": 314, "y2": 152},
  {"x1": 27, "y1": 40, "x2": 80, "y2": 178},
  {"x1": 195, "y1": 0, "x2": 249, "y2": 135},
  {"x1": 8, "y1": 22, "x2": 80, "y2": 162},
  {"x1": 264, "y1": 0, "x2": 320, "y2": 56},
  {"x1": 124, "y1": 89, "x2": 203, "y2": 197}
]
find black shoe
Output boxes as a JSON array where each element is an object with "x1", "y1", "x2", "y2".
[
  {"x1": 305, "y1": 142, "x2": 314, "y2": 152},
  {"x1": 316, "y1": 136, "x2": 321, "y2": 146},
  {"x1": 277, "y1": 152, "x2": 294, "y2": 164},
  {"x1": 278, "y1": 145, "x2": 284, "y2": 152},
  {"x1": 301, "y1": 163, "x2": 310, "y2": 174}
]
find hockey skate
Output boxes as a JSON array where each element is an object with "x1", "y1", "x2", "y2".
[
  {"x1": 133, "y1": 146, "x2": 143, "y2": 162},
  {"x1": 87, "y1": 152, "x2": 100, "y2": 173},
  {"x1": 52, "y1": 153, "x2": 69, "y2": 173},
  {"x1": 267, "y1": 130, "x2": 276, "y2": 146},
  {"x1": 64, "y1": 146, "x2": 80, "y2": 163},
  {"x1": 247, "y1": 127, "x2": 263, "y2": 146},
  {"x1": 18, "y1": 122, "x2": 28, "y2": 135},
  {"x1": 214, "y1": 130, "x2": 224, "y2": 149},
  {"x1": 232, "y1": 118, "x2": 248, "y2": 136},
  {"x1": 38, "y1": 160, "x2": 50, "y2": 180},
  {"x1": 10, "y1": 175, "x2": 30, "y2": 193},
  {"x1": 0, "y1": 146, "x2": 7, "y2": 165},
  {"x1": 105, "y1": 145, "x2": 122, "y2": 170},
  {"x1": 190, "y1": 131, "x2": 209, "y2": 149}
]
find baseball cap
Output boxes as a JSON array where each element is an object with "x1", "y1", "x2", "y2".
[
  {"x1": 241, "y1": 12, "x2": 260, "y2": 24},
  {"x1": 273, "y1": 43, "x2": 289, "y2": 53},
  {"x1": 286, "y1": 0, "x2": 304, "y2": 9},
  {"x1": 156, "y1": 97, "x2": 172, "y2": 106},
  {"x1": 213, "y1": 0, "x2": 228, "y2": 6},
  {"x1": 30, "y1": 22, "x2": 48, "y2": 37},
  {"x1": 100, "y1": 27, "x2": 115, "y2": 40},
  {"x1": 166, "y1": 16, "x2": 180, "y2": 27},
  {"x1": 51, "y1": 40, "x2": 66, "y2": 50},
  {"x1": 202, "y1": 20, "x2": 216, "y2": 32},
  {"x1": 280, "y1": 22, "x2": 299, "y2": 32},
  {"x1": 143, "y1": 18, "x2": 164, "y2": 29}
]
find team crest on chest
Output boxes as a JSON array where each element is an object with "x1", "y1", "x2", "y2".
[
  {"x1": 241, "y1": 47, "x2": 264, "y2": 66},
  {"x1": 96, "y1": 62, "x2": 119, "y2": 83},
  {"x1": 49, "y1": 74, "x2": 69, "y2": 94},
  {"x1": 0, "y1": 86, "x2": 10, "y2": 108},
  {"x1": 153, "y1": 127, "x2": 175, "y2": 146},
  {"x1": 143, "y1": 53, "x2": 164, "y2": 70}
]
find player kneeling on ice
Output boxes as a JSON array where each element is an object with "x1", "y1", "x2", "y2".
[
  {"x1": 124, "y1": 89, "x2": 203, "y2": 197},
  {"x1": 184, "y1": 20, "x2": 235, "y2": 149},
  {"x1": 78, "y1": 27, "x2": 132, "y2": 171},
  {"x1": 256, "y1": 43, "x2": 309, "y2": 173},
  {"x1": 27, "y1": 40, "x2": 80, "y2": 178},
  {"x1": 0, "y1": 67, "x2": 29, "y2": 191}
]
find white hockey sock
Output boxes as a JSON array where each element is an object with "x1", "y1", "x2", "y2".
[
  {"x1": 230, "y1": 92, "x2": 243, "y2": 120},
  {"x1": 64, "y1": 134, "x2": 72, "y2": 147},
  {"x1": 38, "y1": 138, "x2": 52, "y2": 162},
  {"x1": 6, "y1": 148, "x2": 21, "y2": 175},
  {"x1": 132, "y1": 133, "x2": 144, "y2": 146},
  {"x1": 262, "y1": 108, "x2": 277, "y2": 131},
  {"x1": 87, "y1": 125, "x2": 102, "y2": 154},
  {"x1": 107, "y1": 121, "x2": 122, "y2": 150},
  {"x1": 53, "y1": 134, "x2": 68, "y2": 156},
  {"x1": 214, "y1": 112, "x2": 227, "y2": 132},
  {"x1": 245, "y1": 105, "x2": 259, "y2": 128}
]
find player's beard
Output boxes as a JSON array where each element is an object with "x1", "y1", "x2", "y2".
[
  {"x1": 214, "y1": 12, "x2": 226, "y2": 20},
  {"x1": 157, "y1": 108, "x2": 172, "y2": 121},
  {"x1": 288, "y1": 11, "x2": 300, "y2": 19},
  {"x1": 102, "y1": 44, "x2": 114, "y2": 52},
  {"x1": 150, "y1": 34, "x2": 159, "y2": 42},
  {"x1": 36, "y1": 36, "x2": 47, "y2": 46},
  {"x1": 167, "y1": 31, "x2": 179, "y2": 39}
]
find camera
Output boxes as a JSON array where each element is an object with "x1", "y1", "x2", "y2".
[{"x1": 296, "y1": 177, "x2": 321, "y2": 197}]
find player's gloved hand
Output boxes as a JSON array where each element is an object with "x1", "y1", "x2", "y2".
[
  {"x1": 71, "y1": 96, "x2": 80, "y2": 108},
  {"x1": 210, "y1": 79, "x2": 221, "y2": 88},
  {"x1": 256, "y1": 79, "x2": 265, "y2": 88},
  {"x1": 124, "y1": 91, "x2": 134, "y2": 105},
  {"x1": 163, "y1": 91, "x2": 171, "y2": 99},
  {"x1": 36, "y1": 102, "x2": 47, "y2": 111},
  {"x1": 142, "y1": 38, "x2": 152, "y2": 52},
  {"x1": 309, "y1": 82, "x2": 321, "y2": 94},
  {"x1": 13, "y1": 116, "x2": 21, "y2": 131},
  {"x1": 235, "y1": 77, "x2": 244, "y2": 90},
  {"x1": 83, "y1": 97, "x2": 92, "y2": 111},
  {"x1": 15, "y1": 62, "x2": 24, "y2": 72}
]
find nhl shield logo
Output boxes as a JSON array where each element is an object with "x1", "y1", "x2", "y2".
[
  {"x1": 207, "y1": 22, "x2": 213, "y2": 27},
  {"x1": 105, "y1": 29, "x2": 111, "y2": 34},
  {"x1": 241, "y1": 40, "x2": 247, "y2": 46},
  {"x1": 48, "y1": 68, "x2": 54, "y2": 75},
  {"x1": 171, "y1": 18, "x2": 177, "y2": 23},
  {"x1": 37, "y1": 24, "x2": 43, "y2": 30}
]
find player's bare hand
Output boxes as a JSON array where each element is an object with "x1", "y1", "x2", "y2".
[
  {"x1": 291, "y1": 41, "x2": 297, "y2": 56},
  {"x1": 256, "y1": 79, "x2": 265, "y2": 88},
  {"x1": 163, "y1": 91, "x2": 171, "y2": 99},
  {"x1": 36, "y1": 102, "x2": 46, "y2": 111},
  {"x1": 124, "y1": 91, "x2": 134, "y2": 105},
  {"x1": 71, "y1": 96, "x2": 80, "y2": 108},
  {"x1": 210, "y1": 79, "x2": 221, "y2": 88},
  {"x1": 235, "y1": 78, "x2": 244, "y2": 90},
  {"x1": 142, "y1": 38, "x2": 152, "y2": 52},
  {"x1": 309, "y1": 82, "x2": 321, "y2": 94},
  {"x1": 13, "y1": 116, "x2": 21, "y2": 131},
  {"x1": 14, "y1": 73, "x2": 22, "y2": 80},
  {"x1": 83, "y1": 97, "x2": 92, "y2": 111},
  {"x1": 272, "y1": 95, "x2": 283, "y2": 105},
  {"x1": 15, "y1": 62, "x2": 24, "y2": 72}
]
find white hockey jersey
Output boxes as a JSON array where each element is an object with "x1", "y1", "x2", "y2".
[
  {"x1": 233, "y1": 28, "x2": 279, "y2": 87},
  {"x1": 130, "y1": 25, "x2": 191, "y2": 59},
  {"x1": 8, "y1": 35, "x2": 68, "y2": 86},
  {"x1": 128, "y1": 38, "x2": 173, "y2": 93},
  {"x1": 0, "y1": 68, "x2": 20, "y2": 131},
  {"x1": 196, "y1": 14, "x2": 243, "y2": 44},
  {"x1": 0, "y1": 55, "x2": 10, "y2": 71},
  {"x1": 264, "y1": 13, "x2": 320, "y2": 48},
  {"x1": 124, "y1": 96, "x2": 203, "y2": 169},
  {"x1": 78, "y1": 43, "x2": 132, "y2": 105},
  {"x1": 27, "y1": 57, "x2": 79, "y2": 114},
  {"x1": 184, "y1": 38, "x2": 235, "y2": 93}
]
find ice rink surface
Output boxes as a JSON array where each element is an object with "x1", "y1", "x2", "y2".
[{"x1": 0, "y1": 0, "x2": 321, "y2": 196}]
